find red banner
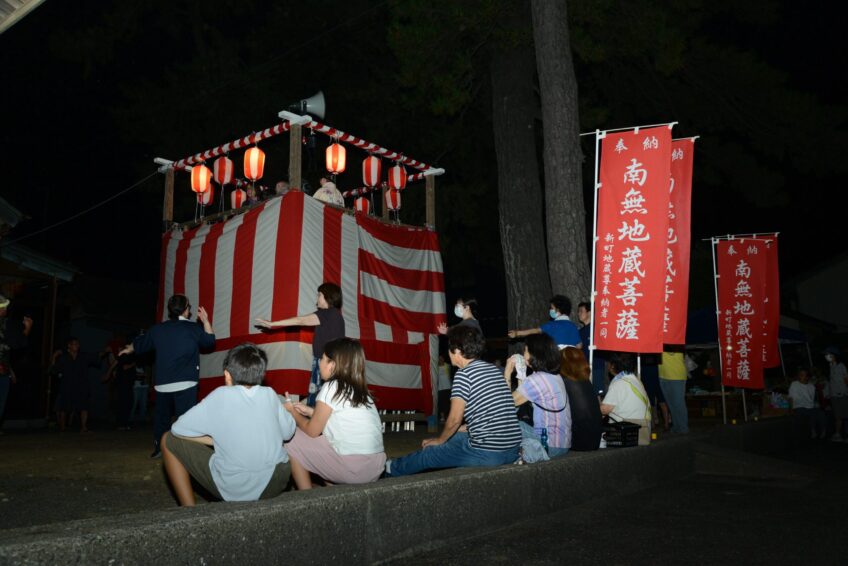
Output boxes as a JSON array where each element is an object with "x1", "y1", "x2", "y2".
[
  {"x1": 755, "y1": 236, "x2": 780, "y2": 368},
  {"x1": 593, "y1": 126, "x2": 672, "y2": 353},
  {"x1": 663, "y1": 139, "x2": 694, "y2": 344},
  {"x1": 717, "y1": 239, "x2": 767, "y2": 389}
]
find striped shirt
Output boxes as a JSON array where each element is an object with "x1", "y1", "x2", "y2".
[
  {"x1": 452, "y1": 359, "x2": 521, "y2": 451},
  {"x1": 518, "y1": 371, "x2": 571, "y2": 449}
]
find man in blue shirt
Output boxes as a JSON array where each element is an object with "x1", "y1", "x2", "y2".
[
  {"x1": 121, "y1": 294, "x2": 215, "y2": 458},
  {"x1": 508, "y1": 295, "x2": 581, "y2": 349}
]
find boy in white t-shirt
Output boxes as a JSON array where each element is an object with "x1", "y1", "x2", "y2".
[
  {"x1": 788, "y1": 367, "x2": 826, "y2": 439},
  {"x1": 161, "y1": 343, "x2": 296, "y2": 506}
]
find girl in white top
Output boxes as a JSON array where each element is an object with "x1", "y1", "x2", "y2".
[{"x1": 284, "y1": 337, "x2": 385, "y2": 489}]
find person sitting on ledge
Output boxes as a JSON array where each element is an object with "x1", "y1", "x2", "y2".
[
  {"x1": 600, "y1": 352, "x2": 652, "y2": 446},
  {"x1": 161, "y1": 343, "x2": 296, "y2": 506},
  {"x1": 385, "y1": 326, "x2": 521, "y2": 477}
]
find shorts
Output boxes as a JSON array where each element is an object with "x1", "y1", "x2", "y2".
[
  {"x1": 164, "y1": 432, "x2": 290, "y2": 500},
  {"x1": 285, "y1": 429, "x2": 385, "y2": 485}
]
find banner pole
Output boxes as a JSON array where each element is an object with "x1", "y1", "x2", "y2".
[
  {"x1": 777, "y1": 339, "x2": 786, "y2": 377},
  {"x1": 805, "y1": 342, "x2": 813, "y2": 369},
  {"x1": 580, "y1": 121, "x2": 678, "y2": 137},
  {"x1": 710, "y1": 237, "x2": 727, "y2": 425},
  {"x1": 742, "y1": 389, "x2": 748, "y2": 422},
  {"x1": 588, "y1": 129, "x2": 602, "y2": 392},
  {"x1": 637, "y1": 354, "x2": 641, "y2": 378}
]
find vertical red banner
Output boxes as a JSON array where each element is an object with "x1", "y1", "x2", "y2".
[
  {"x1": 593, "y1": 126, "x2": 672, "y2": 353},
  {"x1": 663, "y1": 139, "x2": 694, "y2": 344},
  {"x1": 717, "y1": 239, "x2": 766, "y2": 389},
  {"x1": 755, "y1": 236, "x2": 780, "y2": 368}
]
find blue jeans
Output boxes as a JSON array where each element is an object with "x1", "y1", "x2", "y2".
[
  {"x1": 388, "y1": 432, "x2": 519, "y2": 477},
  {"x1": 153, "y1": 385, "x2": 198, "y2": 446},
  {"x1": 659, "y1": 378, "x2": 689, "y2": 433},
  {"x1": 518, "y1": 421, "x2": 569, "y2": 458}
]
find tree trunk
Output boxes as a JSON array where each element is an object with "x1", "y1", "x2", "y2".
[
  {"x1": 531, "y1": 0, "x2": 591, "y2": 306},
  {"x1": 491, "y1": 47, "x2": 553, "y2": 330}
]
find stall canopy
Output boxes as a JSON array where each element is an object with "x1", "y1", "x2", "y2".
[{"x1": 685, "y1": 306, "x2": 808, "y2": 349}]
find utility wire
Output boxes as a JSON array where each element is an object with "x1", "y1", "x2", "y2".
[{"x1": 1, "y1": 171, "x2": 159, "y2": 247}]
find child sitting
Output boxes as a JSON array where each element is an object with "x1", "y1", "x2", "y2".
[
  {"x1": 284, "y1": 338, "x2": 386, "y2": 489},
  {"x1": 161, "y1": 343, "x2": 296, "y2": 506}
]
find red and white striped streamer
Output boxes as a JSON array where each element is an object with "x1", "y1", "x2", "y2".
[
  {"x1": 213, "y1": 156, "x2": 234, "y2": 185},
  {"x1": 174, "y1": 122, "x2": 291, "y2": 171}
]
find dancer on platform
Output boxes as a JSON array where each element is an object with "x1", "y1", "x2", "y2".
[{"x1": 256, "y1": 282, "x2": 345, "y2": 407}]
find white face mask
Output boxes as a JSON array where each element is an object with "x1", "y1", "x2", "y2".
[
  {"x1": 454, "y1": 304, "x2": 465, "y2": 318},
  {"x1": 826, "y1": 354, "x2": 835, "y2": 363}
]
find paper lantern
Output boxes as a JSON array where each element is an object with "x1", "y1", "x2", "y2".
[
  {"x1": 362, "y1": 156, "x2": 382, "y2": 187},
  {"x1": 190, "y1": 164, "x2": 212, "y2": 193},
  {"x1": 388, "y1": 164, "x2": 407, "y2": 191},
  {"x1": 213, "y1": 156, "x2": 234, "y2": 185},
  {"x1": 354, "y1": 196, "x2": 370, "y2": 215},
  {"x1": 244, "y1": 147, "x2": 265, "y2": 181},
  {"x1": 197, "y1": 189, "x2": 214, "y2": 206},
  {"x1": 326, "y1": 142, "x2": 346, "y2": 174},
  {"x1": 231, "y1": 188, "x2": 247, "y2": 209},
  {"x1": 385, "y1": 188, "x2": 401, "y2": 211}
]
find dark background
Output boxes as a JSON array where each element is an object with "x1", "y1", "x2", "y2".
[{"x1": 1, "y1": 0, "x2": 845, "y2": 334}]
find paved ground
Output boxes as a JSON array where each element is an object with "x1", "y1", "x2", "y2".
[
  {"x1": 3, "y1": 419, "x2": 847, "y2": 565},
  {"x1": 384, "y1": 441, "x2": 848, "y2": 565},
  {"x1": 0, "y1": 421, "x2": 436, "y2": 531}
]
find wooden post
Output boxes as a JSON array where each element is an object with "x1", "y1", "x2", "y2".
[
  {"x1": 381, "y1": 184, "x2": 389, "y2": 221},
  {"x1": 289, "y1": 123, "x2": 303, "y2": 190},
  {"x1": 425, "y1": 174, "x2": 435, "y2": 228},
  {"x1": 162, "y1": 167, "x2": 174, "y2": 232}
]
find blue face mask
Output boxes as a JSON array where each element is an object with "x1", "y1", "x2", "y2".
[{"x1": 549, "y1": 309, "x2": 558, "y2": 319}]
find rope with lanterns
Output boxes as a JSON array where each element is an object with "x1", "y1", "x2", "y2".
[{"x1": 156, "y1": 110, "x2": 444, "y2": 227}]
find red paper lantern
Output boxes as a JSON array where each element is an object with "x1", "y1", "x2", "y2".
[
  {"x1": 191, "y1": 164, "x2": 212, "y2": 193},
  {"x1": 385, "y1": 188, "x2": 401, "y2": 211},
  {"x1": 197, "y1": 189, "x2": 214, "y2": 206},
  {"x1": 326, "y1": 142, "x2": 346, "y2": 174},
  {"x1": 354, "y1": 197, "x2": 370, "y2": 215},
  {"x1": 231, "y1": 188, "x2": 247, "y2": 209},
  {"x1": 362, "y1": 156, "x2": 382, "y2": 187},
  {"x1": 213, "y1": 156, "x2": 234, "y2": 185},
  {"x1": 388, "y1": 164, "x2": 407, "y2": 191},
  {"x1": 244, "y1": 147, "x2": 265, "y2": 181}
]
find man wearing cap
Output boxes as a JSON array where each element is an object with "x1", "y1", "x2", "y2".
[
  {"x1": 0, "y1": 294, "x2": 33, "y2": 427},
  {"x1": 825, "y1": 346, "x2": 848, "y2": 442}
]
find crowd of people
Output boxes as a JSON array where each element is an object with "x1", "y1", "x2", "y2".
[{"x1": 4, "y1": 284, "x2": 847, "y2": 508}]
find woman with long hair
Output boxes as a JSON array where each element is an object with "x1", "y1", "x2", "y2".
[
  {"x1": 283, "y1": 338, "x2": 385, "y2": 489},
  {"x1": 560, "y1": 346, "x2": 602, "y2": 451}
]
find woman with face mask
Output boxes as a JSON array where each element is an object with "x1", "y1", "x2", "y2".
[
  {"x1": 437, "y1": 297, "x2": 482, "y2": 335},
  {"x1": 825, "y1": 347, "x2": 848, "y2": 442}
]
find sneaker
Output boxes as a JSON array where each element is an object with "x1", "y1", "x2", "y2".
[
  {"x1": 150, "y1": 448, "x2": 162, "y2": 459},
  {"x1": 830, "y1": 433, "x2": 843, "y2": 442}
]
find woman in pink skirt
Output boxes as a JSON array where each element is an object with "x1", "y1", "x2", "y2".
[{"x1": 284, "y1": 338, "x2": 385, "y2": 489}]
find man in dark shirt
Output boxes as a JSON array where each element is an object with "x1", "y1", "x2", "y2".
[
  {"x1": 120, "y1": 294, "x2": 215, "y2": 458},
  {"x1": 51, "y1": 337, "x2": 108, "y2": 433}
]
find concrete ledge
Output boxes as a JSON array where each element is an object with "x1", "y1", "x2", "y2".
[{"x1": 0, "y1": 437, "x2": 694, "y2": 565}]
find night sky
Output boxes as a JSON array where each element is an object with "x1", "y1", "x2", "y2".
[{"x1": 1, "y1": 0, "x2": 845, "y2": 328}]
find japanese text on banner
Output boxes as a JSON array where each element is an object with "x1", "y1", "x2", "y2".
[{"x1": 593, "y1": 126, "x2": 672, "y2": 353}]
